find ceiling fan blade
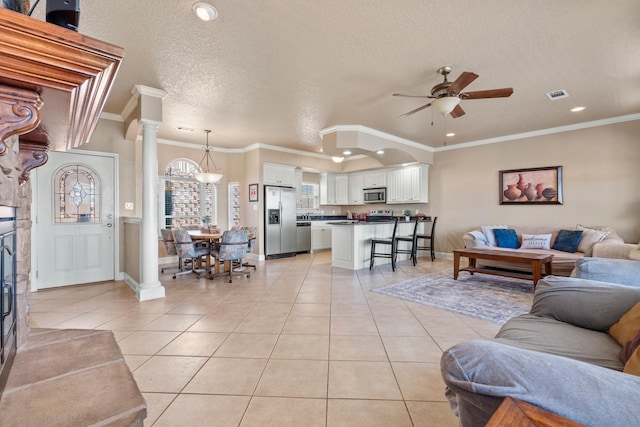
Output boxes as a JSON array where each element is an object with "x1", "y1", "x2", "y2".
[
  {"x1": 461, "y1": 88, "x2": 514, "y2": 99},
  {"x1": 447, "y1": 71, "x2": 479, "y2": 94},
  {"x1": 392, "y1": 93, "x2": 433, "y2": 98},
  {"x1": 450, "y1": 104, "x2": 465, "y2": 118},
  {"x1": 400, "y1": 102, "x2": 432, "y2": 118}
]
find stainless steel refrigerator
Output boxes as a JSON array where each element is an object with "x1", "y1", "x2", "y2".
[{"x1": 264, "y1": 185, "x2": 297, "y2": 259}]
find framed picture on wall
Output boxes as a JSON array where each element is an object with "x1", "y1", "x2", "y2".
[
  {"x1": 249, "y1": 183, "x2": 258, "y2": 202},
  {"x1": 499, "y1": 166, "x2": 563, "y2": 205}
]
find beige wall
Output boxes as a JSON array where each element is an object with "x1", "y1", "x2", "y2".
[
  {"x1": 430, "y1": 120, "x2": 640, "y2": 253},
  {"x1": 84, "y1": 116, "x2": 640, "y2": 265}
]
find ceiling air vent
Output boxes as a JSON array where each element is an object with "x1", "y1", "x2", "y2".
[{"x1": 546, "y1": 90, "x2": 569, "y2": 100}]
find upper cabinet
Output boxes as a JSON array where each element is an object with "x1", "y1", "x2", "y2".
[
  {"x1": 294, "y1": 168, "x2": 303, "y2": 207},
  {"x1": 348, "y1": 173, "x2": 364, "y2": 205},
  {"x1": 386, "y1": 164, "x2": 429, "y2": 204},
  {"x1": 263, "y1": 162, "x2": 296, "y2": 186},
  {"x1": 320, "y1": 173, "x2": 349, "y2": 205},
  {"x1": 363, "y1": 171, "x2": 386, "y2": 188}
]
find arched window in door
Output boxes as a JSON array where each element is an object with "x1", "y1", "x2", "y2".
[
  {"x1": 53, "y1": 164, "x2": 101, "y2": 223},
  {"x1": 159, "y1": 158, "x2": 218, "y2": 230}
]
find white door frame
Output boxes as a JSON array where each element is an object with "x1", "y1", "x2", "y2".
[{"x1": 31, "y1": 148, "x2": 120, "y2": 291}]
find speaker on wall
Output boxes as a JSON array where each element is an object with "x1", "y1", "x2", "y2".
[{"x1": 46, "y1": 0, "x2": 80, "y2": 31}]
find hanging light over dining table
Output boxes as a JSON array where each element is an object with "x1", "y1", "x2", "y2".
[{"x1": 193, "y1": 129, "x2": 224, "y2": 183}]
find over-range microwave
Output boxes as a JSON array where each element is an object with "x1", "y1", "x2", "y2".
[{"x1": 363, "y1": 187, "x2": 386, "y2": 203}]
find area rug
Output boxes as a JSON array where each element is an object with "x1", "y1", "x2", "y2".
[{"x1": 371, "y1": 269, "x2": 535, "y2": 323}]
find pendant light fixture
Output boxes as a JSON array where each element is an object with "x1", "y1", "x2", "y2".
[{"x1": 193, "y1": 130, "x2": 224, "y2": 184}]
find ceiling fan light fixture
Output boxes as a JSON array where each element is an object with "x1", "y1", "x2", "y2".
[
  {"x1": 192, "y1": 2, "x2": 218, "y2": 21},
  {"x1": 331, "y1": 156, "x2": 344, "y2": 163},
  {"x1": 432, "y1": 96, "x2": 461, "y2": 115},
  {"x1": 194, "y1": 130, "x2": 224, "y2": 184}
]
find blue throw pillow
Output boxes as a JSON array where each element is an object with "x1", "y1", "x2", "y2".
[
  {"x1": 553, "y1": 229, "x2": 583, "y2": 253},
  {"x1": 493, "y1": 228, "x2": 519, "y2": 249}
]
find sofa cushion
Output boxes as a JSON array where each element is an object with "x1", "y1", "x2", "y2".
[
  {"x1": 495, "y1": 314, "x2": 624, "y2": 370},
  {"x1": 481, "y1": 225, "x2": 507, "y2": 247},
  {"x1": 609, "y1": 301, "x2": 640, "y2": 346},
  {"x1": 576, "y1": 224, "x2": 609, "y2": 255},
  {"x1": 630, "y1": 248, "x2": 640, "y2": 261},
  {"x1": 553, "y1": 229, "x2": 583, "y2": 253},
  {"x1": 625, "y1": 346, "x2": 640, "y2": 376},
  {"x1": 493, "y1": 228, "x2": 519, "y2": 249},
  {"x1": 520, "y1": 233, "x2": 552, "y2": 250},
  {"x1": 531, "y1": 276, "x2": 640, "y2": 331},
  {"x1": 574, "y1": 257, "x2": 640, "y2": 286},
  {"x1": 621, "y1": 330, "x2": 640, "y2": 364}
]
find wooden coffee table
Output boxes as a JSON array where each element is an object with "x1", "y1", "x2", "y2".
[{"x1": 453, "y1": 248, "x2": 553, "y2": 288}]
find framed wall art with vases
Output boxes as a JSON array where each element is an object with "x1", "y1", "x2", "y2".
[{"x1": 499, "y1": 166, "x2": 563, "y2": 205}]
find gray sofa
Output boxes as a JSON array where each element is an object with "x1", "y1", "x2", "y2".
[
  {"x1": 441, "y1": 257, "x2": 640, "y2": 426},
  {"x1": 463, "y1": 225, "x2": 624, "y2": 276}
]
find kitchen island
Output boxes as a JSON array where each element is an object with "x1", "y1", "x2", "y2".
[{"x1": 330, "y1": 219, "x2": 428, "y2": 270}]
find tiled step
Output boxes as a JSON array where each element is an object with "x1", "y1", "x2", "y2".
[{"x1": 0, "y1": 329, "x2": 146, "y2": 427}]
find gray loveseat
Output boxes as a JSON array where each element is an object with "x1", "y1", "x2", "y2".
[{"x1": 440, "y1": 257, "x2": 640, "y2": 426}]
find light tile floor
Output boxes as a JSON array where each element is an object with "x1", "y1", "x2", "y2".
[{"x1": 30, "y1": 252, "x2": 501, "y2": 426}]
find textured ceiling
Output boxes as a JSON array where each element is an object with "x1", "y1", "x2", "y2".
[{"x1": 32, "y1": 1, "x2": 640, "y2": 153}]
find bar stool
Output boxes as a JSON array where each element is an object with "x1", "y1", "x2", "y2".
[
  {"x1": 370, "y1": 217, "x2": 399, "y2": 271},
  {"x1": 415, "y1": 216, "x2": 437, "y2": 262},
  {"x1": 394, "y1": 217, "x2": 420, "y2": 266}
]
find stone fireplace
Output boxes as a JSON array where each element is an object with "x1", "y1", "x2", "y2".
[{"x1": 0, "y1": 8, "x2": 146, "y2": 425}]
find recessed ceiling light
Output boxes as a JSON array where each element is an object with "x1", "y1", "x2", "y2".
[
  {"x1": 376, "y1": 150, "x2": 384, "y2": 155},
  {"x1": 176, "y1": 126, "x2": 196, "y2": 132},
  {"x1": 192, "y1": 2, "x2": 218, "y2": 21},
  {"x1": 331, "y1": 156, "x2": 344, "y2": 163},
  {"x1": 446, "y1": 132, "x2": 455, "y2": 137},
  {"x1": 342, "y1": 150, "x2": 351, "y2": 155},
  {"x1": 571, "y1": 106, "x2": 586, "y2": 112}
]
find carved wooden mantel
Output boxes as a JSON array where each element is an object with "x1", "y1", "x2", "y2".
[{"x1": 0, "y1": 8, "x2": 124, "y2": 182}]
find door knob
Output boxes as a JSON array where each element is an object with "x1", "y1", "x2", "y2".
[{"x1": 106, "y1": 223, "x2": 113, "y2": 228}]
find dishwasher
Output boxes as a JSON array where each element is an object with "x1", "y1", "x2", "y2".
[{"x1": 296, "y1": 221, "x2": 312, "y2": 253}]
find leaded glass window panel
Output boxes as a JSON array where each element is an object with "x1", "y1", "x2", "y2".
[
  {"x1": 159, "y1": 158, "x2": 217, "y2": 230},
  {"x1": 54, "y1": 164, "x2": 101, "y2": 223}
]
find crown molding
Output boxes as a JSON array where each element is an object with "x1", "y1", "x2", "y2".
[{"x1": 436, "y1": 113, "x2": 640, "y2": 152}]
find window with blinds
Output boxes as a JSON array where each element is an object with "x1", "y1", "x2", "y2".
[{"x1": 299, "y1": 182, "x2": 319, "y2": 210}]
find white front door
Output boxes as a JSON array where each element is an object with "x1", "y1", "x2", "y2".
[{"x1": 33, "y1": 150, "x2": 116, "y2": 289}]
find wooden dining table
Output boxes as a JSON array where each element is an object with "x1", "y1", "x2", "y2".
[{"x1": 187, "y1": 230, "x2": 253, "y2": 275}]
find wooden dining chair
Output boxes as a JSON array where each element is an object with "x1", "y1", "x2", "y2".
[
  {"x1": 394, "y1": 217, "x2": 420, "y2": 266},
  {"x1": 370, "y1": 217, "x2": 399, "y2": 271},
  {"x1": 415, "y1": 217, "x2": 437, "y2": 262}
]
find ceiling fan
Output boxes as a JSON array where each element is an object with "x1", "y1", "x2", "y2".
[{"x1": 393, "y1": 66, "x2": 514, "y2": 118}]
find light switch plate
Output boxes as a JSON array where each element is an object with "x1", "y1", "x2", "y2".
[{"x1": 125, "y1": 202, "x2": 134, "y2": 210}]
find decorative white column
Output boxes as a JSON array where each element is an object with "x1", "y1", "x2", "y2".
[{"x1": 137, "y1": 119, "x2": 165, "y2": 300}]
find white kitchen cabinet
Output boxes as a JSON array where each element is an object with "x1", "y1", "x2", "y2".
[
  {"x1": 386, "y1": 164, "x2": 429, "y2": 204},
  {"x1": 263, "y1": 162, "x2": 295, "y2": 186},
  {"x1": 320, "y1": 173, "x2": 349, "y2": 205},
  {"x1": 294, "y1": 168, "x2": 303, "y2": 207},
  {"x1": 363, "y1": 171, "x2": 386, "y2": 188},
  {"x1": 348, "y1": 173, "x2": 364, "y2": 204},
  {"x1": 386, "y1": 168, "x2": 404, "y2": 203},
  {"x1": 311, "y1": 222, "x2": 332, "y2": 251},
  {"x1": 335, "y1": 175, "x2": 349, "y2": 204}
]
